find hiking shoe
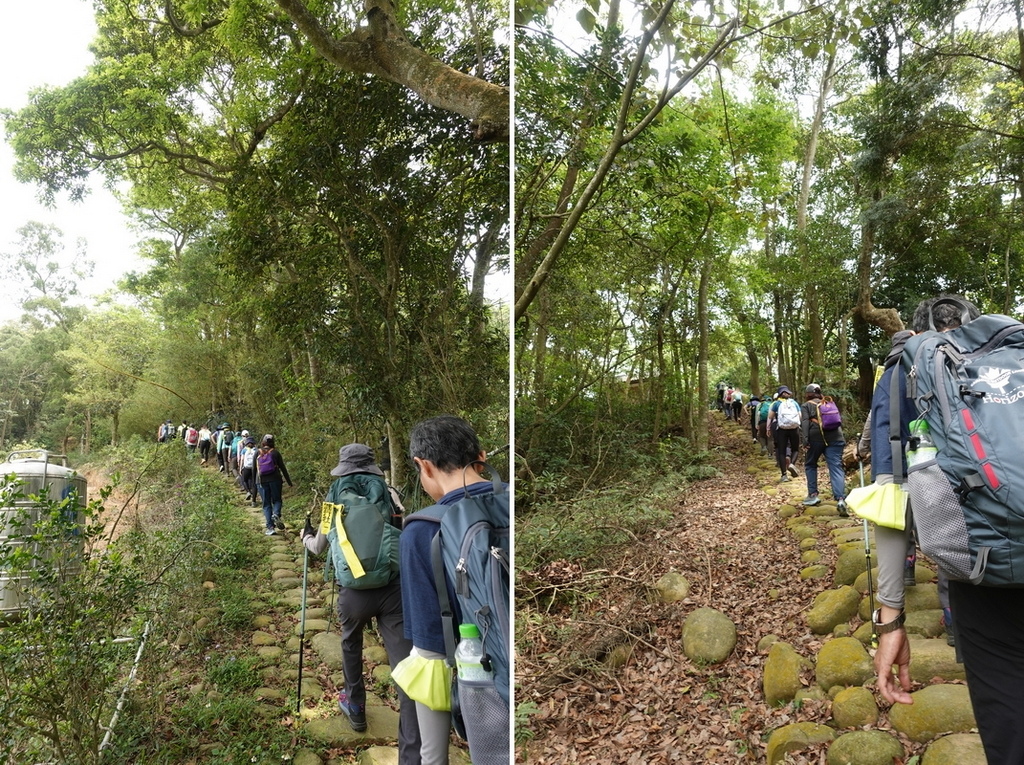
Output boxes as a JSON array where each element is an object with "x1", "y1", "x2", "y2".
[
  {"x1": 780, "y1": 475, "x2": 791, "y2": 483},
  {"x1": 264, "y1": 528, "x2": 276, "y2": 536},
  {"x1": 802, "y1": 495, "x2": 821, "y2": 506},
  {"x1": 273, "y1": 515, "x2": 285, "y2": 531},
  {"x1": 903, "y1": 566, "x2": 917, "y2": 586},
  {"x1": 787, "y1": 464, "x2": 799, "y2": 478},
  {"x1": 338, "y1": 691, "x2": 367, "y2": 732},
  {"x1": 836, "y1": 500, "x2": 849, "y2": 517}
]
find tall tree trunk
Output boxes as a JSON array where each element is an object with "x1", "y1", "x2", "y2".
[
  {"x1": 696, "y1": 254, "x2": 713, "y2": 453},
  {"x1": 799, "y1": 49, "x2": 838, "y2": 378}
]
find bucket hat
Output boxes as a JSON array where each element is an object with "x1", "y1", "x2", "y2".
[
  {"x1": 777, "y1": 385, "x2": 793, "y2": 396},
  {"x1": 330, "y1": 443, "x2": 384, "y2": 477}
]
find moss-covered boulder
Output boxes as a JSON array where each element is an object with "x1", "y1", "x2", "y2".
[
  {"x1": 681, "y1": 607, "x2": 737, "y2": 664},
  {"x1": 921, "y1": 733, "x2": 987, "y2": 765},
  {"x1": 791, "y1": 524, "x2": 818, "y2": 541},
  {"x1": 834, "y1": 548, "x2": 870, "y2": 587},
  {"x1": 815, "y1": 637, "x2": 873, "y2": 692},
  {"x1": 801, "y1": 565, "x2": 830, "y2": 580},
  {"x1": 905, "y1": 609, "x2": 944, "y2": 638},
  {"x1": 826, "y1": 730, "x2": 904, "y2": 765},
  {"x1": 799, "y1": 536, "x2": 819, "y2": 550},
  {"x1": 764, "y1": 642, "x2": 807, "y2": 705},
  {"x1": 779, "y1": 504, "x2": 799, "y2": 518},
  {"x1": 831, "y1": 686, "x2": 879, "y2": 728},
  {"x1": 888, "y1": 684, "x2": 976, "y2": 743},
  {"x1": 766, "y1": 722, "x2": 835, "y2": 764},
  {"x1": 905, "y1": 583, "x2": 941, "y2": 611},
  {"x1": 655, "y1": 572, "x2": 690, "y2": 603},
  {"x1": 802, "y1": 550, "x2": 823, "y2": 564},
  {"x1": 853, "y1": 567, "x2": 879, "y2": 595},
  {"x1": 807, "y1": 586, "x2": 861, "y2": 634},
  {"x1": 906, "y1": 638, "x2": 966, "y2": 683}
]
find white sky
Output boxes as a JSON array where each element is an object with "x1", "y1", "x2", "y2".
[{"x1": 0, "y1": 0, "x2": 144, "y2": 323}]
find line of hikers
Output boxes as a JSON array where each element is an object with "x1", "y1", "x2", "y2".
[
  {"x1": 162, "y1": 414, "x2": 509, "y2": 765},
  {"x1": 157, "y1": 420, "x2": 292, "y2": 535},
  {"x1": 717, "y1": 381, "x2": 850, "y2": 516}
]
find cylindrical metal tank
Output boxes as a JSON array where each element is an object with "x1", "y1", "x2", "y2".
[{"x1": 0, "y1": 450, "x2": 88, "y2": 617}]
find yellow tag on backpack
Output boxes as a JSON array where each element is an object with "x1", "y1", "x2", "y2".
[{"x1": 320, "y1": 501, "x2": 366, "y2": 578}]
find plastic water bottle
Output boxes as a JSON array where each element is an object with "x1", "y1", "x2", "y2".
[
  {"x1": 907, "y1": 418, "x2": 938, "y2": 467},
  {"x1": 454, "y1": 623, "x2": 492, "y2": 682}
]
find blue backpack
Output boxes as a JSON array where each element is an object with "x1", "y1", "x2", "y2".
[
  {"x1": 406, "y1": 464, "x2": 510, "y2": 763},
  {"x1": 899, "y1": 300, "x2": 1024, "y2": 586}
]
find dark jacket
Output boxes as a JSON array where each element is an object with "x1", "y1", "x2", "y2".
[{"x1": 870, "y1": 331, "x2": 919, "y2": 478}]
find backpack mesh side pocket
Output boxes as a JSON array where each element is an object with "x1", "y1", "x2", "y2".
[
  {"x1": 907, "y1": 460, "x2": 972, "y2": 581},
  {"x1": 457, "y1": 677, "x2": 510, "y2": 765}
]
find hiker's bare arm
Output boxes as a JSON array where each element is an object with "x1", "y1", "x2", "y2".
[{"x1": 874, "y1": 609, "x2": 913, "y2": 705}]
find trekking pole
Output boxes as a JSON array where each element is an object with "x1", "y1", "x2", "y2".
[
  {"x1": 296, "y1": 511, "x2": 312, "y2": 714},
  {"x1": 858, "y1": 443, "x2": 878, "y2": 649}
]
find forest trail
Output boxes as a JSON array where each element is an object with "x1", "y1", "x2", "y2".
[{"x1": 517, "y1": 413, "x2": 871, "y2": 764}]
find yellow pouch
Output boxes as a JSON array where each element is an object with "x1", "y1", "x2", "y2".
[
  {"x1": 846, "y1": 482, "x2": 907, "y2": 530},
  {"x1": 392, "y1": 653, "x2": 452, "y2": 711}
]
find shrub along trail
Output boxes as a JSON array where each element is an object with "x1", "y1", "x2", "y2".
[{"x1": 516, "y1": 413, "x2": 906, "y2": 763}]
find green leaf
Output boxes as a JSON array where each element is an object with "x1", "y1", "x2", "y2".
[{"x1": 577, "y1": 7, "x2": 596, "y2": 34}]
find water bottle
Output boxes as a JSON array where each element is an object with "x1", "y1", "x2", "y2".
[
  {"x1": 454, "y1": 623, "x2": 492, "y2": 682},
  {"x1": 906, "y1": 418, "x2": 938, "y2": 467}
]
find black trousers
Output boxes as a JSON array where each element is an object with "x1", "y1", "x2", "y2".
[
  {"x1": 338, "y1": 578, "x2": 422, "y2": 764},
  {"x1": 774, "y1": 428, "x2": 800, "y2": 475},
  {"x1": 948, "y1": 579, "x2": 1024, "y2": 764}
]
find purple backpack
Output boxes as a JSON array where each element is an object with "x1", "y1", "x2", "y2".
[
  {"x1": 817, "y1": 399, "x2": 842, "y2": 431},
  {"x1": 257, "y1": 449, "x2": 276, "y2": 475}
]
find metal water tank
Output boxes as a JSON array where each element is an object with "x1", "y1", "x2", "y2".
[{"x1": 0, "y1": 450, "x2": 88, "y2": 617}]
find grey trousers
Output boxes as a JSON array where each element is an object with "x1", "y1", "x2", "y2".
[{"x1": 338, "y1": 578, "x2": 422, "y2": 765}]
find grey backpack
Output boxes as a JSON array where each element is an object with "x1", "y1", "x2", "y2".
[{"x1": 898, "y1": 299, "x2": 1024, "y2": 585}]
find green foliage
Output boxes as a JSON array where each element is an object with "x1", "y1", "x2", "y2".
[
  {"x1": 0, "y1": 476, "x2": 146, "y2": 764},
  {"x1": 516, "y1": 440, "x2": 716, "y2": 572}
]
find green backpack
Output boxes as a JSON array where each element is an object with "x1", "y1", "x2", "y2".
[{"x1": 321, "y1": 473, "x2": 401, "y2": 589}]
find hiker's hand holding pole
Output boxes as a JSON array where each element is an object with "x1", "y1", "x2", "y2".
[{"x1": 874, "y1": 610, "x2": 913, "y2": 705}]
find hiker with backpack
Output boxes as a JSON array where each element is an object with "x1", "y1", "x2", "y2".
[
  {"x1": 393, "y1": 415, "x2": 510, "y2": 765},
  {"x1": 300, "y1": 443, "x2": 421, "y2": 763},
  {"x1": 198, "y1": 424, "x2": 213, "y2": 464},
  {"x1": 255, "y1": 434, "x2": 293, "y2": 535},
  {"x1": 731, "y1": 389, "x2": 744, "y2": 423},
  {"x1": 746, "y1": 396, "x2": 760, "y2": 442},
  {"x1": 868, "y1": 295, "x2": 1024, "y2": 763},
  {"x1": 755, "y1": 395, "x2": 774, "y2": 456},
  {"x1": 238, "y1": 436, "x2": 258, "y2": 505},
  {"x1": 723, "y1": 387, "x2": 735, "y2": 420},
  {"x1": 768, "y1": 386, "x2": 802, "y2": 481},
  {"x1": 799, "y1": 384, "x2": 849, "y2": 516}
]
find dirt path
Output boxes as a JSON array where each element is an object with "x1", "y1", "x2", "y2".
[{"x1": 517, "y1": 415, "x2": 841, "y2": 763}]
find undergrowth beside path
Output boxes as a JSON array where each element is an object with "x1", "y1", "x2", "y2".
[{"x1": 515, "y1": 414, "x2": 842, "y2": 763}]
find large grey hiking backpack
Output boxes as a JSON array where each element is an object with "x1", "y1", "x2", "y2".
[{"x1": 899, "y1": 301, "x2": 1024, "y2": 586}]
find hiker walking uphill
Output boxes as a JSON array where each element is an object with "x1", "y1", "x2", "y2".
[
  {"x1": 799, "y1": 384, "x2": 848, "y2": 516},
  {"x1": 255, "y1": 435, "x2": 293, "y2": 535},
  {"x1": 393, "y1": 415, "x2": 510, "y2": 765},
  {"x1": 300, "y1": 443, "x2": 421, "y2": 764},
  {"x1": 866, "y1": 295, "x2": 1024, "y2": 764},
  {"x1": 768, "y1": 386, "x2": 801, "y2": 482}
]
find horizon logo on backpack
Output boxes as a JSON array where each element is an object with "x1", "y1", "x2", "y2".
[{"x1": 901, "y1": 307, "x2": 1024, "y2": 586}]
